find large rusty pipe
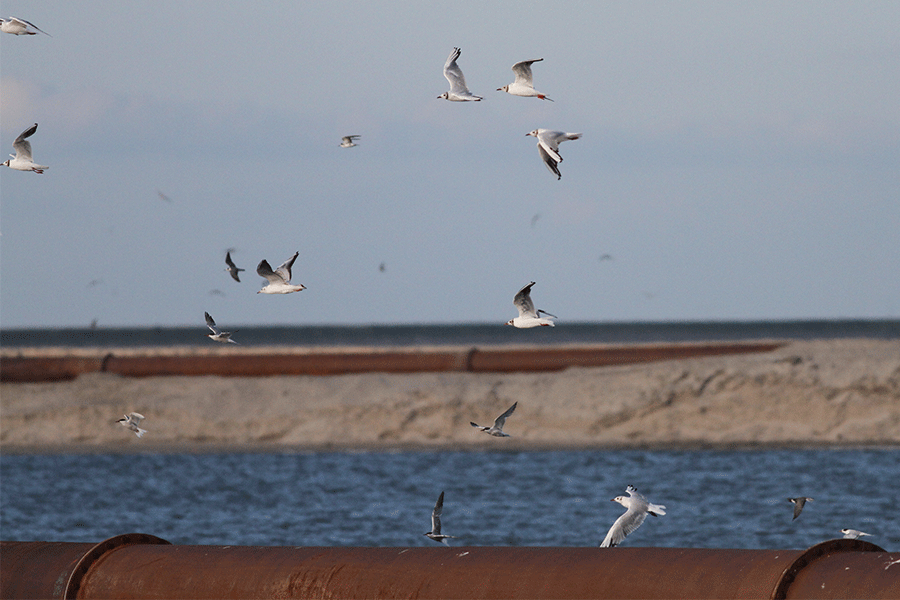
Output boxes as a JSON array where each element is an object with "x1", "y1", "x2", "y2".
[{"x1": 2, "y1": 535, "x2": 896, "y2": 599}]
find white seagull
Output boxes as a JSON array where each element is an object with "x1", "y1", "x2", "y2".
[
  {"x1": 1, "y1": 17, "x2": 50, "y2": 36},
  {"x1": 525, "y1": 129, "x2": 582, "y2": 180},
  {"x1": 497, "y1": 59, "x2": 552, "y2": 101},
  {"x1": 507, "y1": 282, "x2": 556, "y2": 328},
  {"x1": 116, "y1": 413, "x2": 147, "y2": 438},
  {"x1": 841, "y1": 528, "x2": 872, "y2": 540},
  {"x1": 600, "y1": 485, "x2": 666, "y2": 548},
  {"x1": 3, "y1": 123, "x2": 48, "y2": 174},
  {"x1": 788, "y1": 497, "x2": 813, "y2": 521},
  {"x1": 340, "y1": 135, "x2": 361, "y2": 148},
  {"x1": 470, "y1": 401, "x2": 517, "y2": 437},
  {"x1": 438, "y1": 47, "x2": 482, "y2": 101},
  {"x1": 205, "y1": 312, "x2": 238, "y2": 344},
  {"x1": 224, "y1": 251, "x2": 244, "y2": 282},
  {"x1": 424, "y1": 491, "x2": 457, "y2": 546},
  {"x1": 256, "y1": 251, "x2": 305, "y2": 294}
]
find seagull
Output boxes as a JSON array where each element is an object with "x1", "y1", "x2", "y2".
[
  {"x1": 438, "y1": 47, "x2": 482, "y2": 101},
  {"x1": 224, "y1": 251, "x2": 245, "y2": 282},
  {"x1": 116, "y1": 413, "x2": 147, "y2": 438},
  {"x1": 470, "y1": 402, "x2": 517, "y2": 437},
  {"x1": 1, "y1": 17, "x2": 51, "y2": 36},
  {"x1": 2, "y1": 123, "x2": 48, "y2": 174},
  {"x1": 256, "y1": 251, "x2": 305, "y2": 294},
  {"x1": 788, "y1": 497, "x2": 813, "y2": 520},
  {"x1": 497, "y1": 58, "x2": 552, "y2": 101},
  {"x1": 841, "y1": 528, "x2": 872, "y2": 540},
  {"x1": 507, "y1": 282, "x2": 556, "y2": 328},
  {"x1": 600, "y1": 485, "x2": 666, "y2": 548},
  {"x1": 340, "y1": 135, "x2": 361, "y2": 148},
  {"x1": 205, "y1": 312, "x2": 238, "y2": 344},
  {"x1": 525, "y1": 129, "x2": 582, "y2": 180},
  {"x1": 424, "y1": 491, "x2": 457, "y2": 546}
]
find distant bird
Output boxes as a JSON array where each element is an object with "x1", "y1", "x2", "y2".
[
  {"x1": 497, "y1": 58, "x2": 552, "y2": 101},
  {"x1": 156, "y1": 190, "x2": 173, "y2": 203},
  {"x1": 507, "y1": 282, "x2": 556, "y2": 328},
  {"x1": 841, "y1": 528, "x2": 872, "y2": 540},
  {"x1": 470, "y1": 402, "x2": 517, "y2": 437},
  {"x1": 1, "y1": 17, "x2": 50, "y2": 36},
  {"x1": 379, "y1": 262, "x2": 386, "y2": 273},
  {"x1": 224, "y1": 251, "x2": 245, "y2": 282},
  {"x1": 257, "y1": 251, "x2": 305, "y2": 294},
  {"x1": 600, "y1": 485, "x2": 666, "y2": 548},
  {"x1": 530, "y1": 213, "x2": 540, "y2": 228},
  {"x1": 205, "y1": 312, "x2": 238, "y2": 344},
  {"x1": 788, "y1": 497, "x2": 813, "y2": 520},
  {"x1": 424, "y1": 491, "x2": 457, "y2": 546},
  {"x1": 208, "y1": 289, "x2": 226, "y2": 297},
  {"x1": 340, "y1": 135, "x2": 361, "y2": 148},
  {"x1": 438, "y1": 47, "x2": 482, "y2": 101},
  {"x1": 2, "y1": 123, "x2": 48, "y2": 174},
  {"x1": 116, "y1": 413, "x2": 147, "y2": 438},
  {"x1": 599, "y1": 254, "x2": 614, "y2": 262},
  {"x1": 525, "y1": 129, "x2": 581, "y2": 180}
]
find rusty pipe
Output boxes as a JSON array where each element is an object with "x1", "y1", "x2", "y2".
[{"x1": 2, "y1": 535, "x2": 897, "y2": 600}]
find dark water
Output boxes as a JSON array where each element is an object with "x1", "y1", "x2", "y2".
[
  {"x1": 2, "y1": 449, "x2": 896, "y2": 550},
  {"x1": 2, "y1": 319, "x2": 899, "y2": 348}
]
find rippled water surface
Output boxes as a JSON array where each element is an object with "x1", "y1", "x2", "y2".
[{"x1": 2, "y1": 450, "x2": 897, "y2": 550}]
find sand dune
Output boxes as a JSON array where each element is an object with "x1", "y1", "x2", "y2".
[{"x1": 2, "y1": 339, "x2": 898, "y2": 452}]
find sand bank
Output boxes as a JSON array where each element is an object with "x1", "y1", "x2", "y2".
[{"x1": 2, "y1": 339, "x2": 898, "y2": 452}]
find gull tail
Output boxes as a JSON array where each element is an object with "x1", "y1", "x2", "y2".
[
  {"x1": 648, "y1": 503, "x2": 666, "y2": 516},
  {"x1": 135, "y1": 428, "x2": 147, "y2": 438}
]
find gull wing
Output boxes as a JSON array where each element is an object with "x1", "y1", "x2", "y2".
[
  {"x1": 205, "y1": 312, "x2": 221, "y2": 335},
  {"x1": 431, "y1": 491, "x2": 445, "y2": 534},
  {"x1": 129, "y1": 413, "x2": 145, "y2": 425},
  {"x1": 537, "y1": 144, "x2": 561, "y2": 180},
  {"x1": 537, "y1": 133, "x2": 564, "y2": 163},
  {"x1": 443, "y1": 47, "x2": 470, "y2": 94},
  {"x1": 274, "y1": 251, "x2": 299, "y2": 282},
  {"x1": 12, "y1": 123, "x2": 37, "y2": 161},
  {"x1": 511, "y1": 59, "x2": 541, "y2": 86},
  {"x1": 602, "y1": 506, "x2": 648, "y2": 547},
  {"x1": 225, "y1": 251, "x2": 237, "y2": 270},
  {"x1": 257, "y1": 259, "x2": 285, "y2": 284},
  {"x1": 513, "y1": 282, "x2": 538, "y2": 318},
  {"x1": 16, "y1": 17, "x2": 50, "y2": 36},
  {"x1": 493, "y1": 402, "x2": 517, "y2": 429}
]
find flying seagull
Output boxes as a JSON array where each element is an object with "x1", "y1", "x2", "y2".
[
  {"x1": 224, "y1": 251, "x2": 245, "y2": 282},
  {"x1": 470, "y1": 401, "x2": 517, "y2": 437},
  {"x1": 507, "y1": 282, "x2": 556, "y2": 328},
  {"x1": 497, "y1": 58, "x2": 552, "y2": 101},
  {"x1": 438, "y1": 47, "x2": 482, "y2": 101},
  {"x1": 2, "y1": 123, "x2": 48, "y2": 174},
  {"x1": 424, "y1": 491, "x2": 457, "y2": 546},
  {"x1": 1, "y1": 17, "x2": 50, "y2": 36},
  {"x1": 525, "y1": 129, "x2": 581, "y2": 180},
  {"x1": 257, "y1": 251, "x2": 305, "y2": 294},
  {"x1": 788, "y1": 497, "x2": 813, "y2": 520},
  {"x1": 600, "y1": 485, "x2": 666, "y2": 548},
  {"x1": 340, "y1": 135, "x2": 361, "y2": 148},
  {"x1": 205, "y1": 312, "x2": 238, "y2": 344},
  {"x1": 841, "y1": 528, "x2": 872, "y2": 540},
  {"x1": 117, "y1": 413, "x2": 147, "y2": 438}
]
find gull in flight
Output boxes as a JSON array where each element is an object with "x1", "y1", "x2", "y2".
[
  {"x1": 2, "y1": 123, "x2": 49, "y2": 174},
  {"x1": 841, "y1": 528, "x2": 872, "y2": 540},
  {"x1": 1, "y1": 17, "x2": 51, "y2": 36},
  {"x1": 205, "y1": 312, "x2": 238, "y2": 344},
  {"x1": 340, "y1": 135, "x2": 361, "y2": 148},
  {"x1": 525, "y1": 129, "x2": 581, "y2": 180},
  {"x1": 257, "y1": 251, "x2": 305, "y2": 294},
  {"x1": 507, "y1": 282, "x2": 556, "y2": 328},
  {"x1": 788, "y1": 497, "x2": 813, "y2": 520},
  {"x1": 117, "y1": 413, "x2": 147, "y2": 438},
  {"x1": 224, "y1": 251, "x2": 245, "y2": 282},
  {"x1": 424, "y1": 491, "x2": 457, "y2": 546},
  {"x1": 470, "y1": 402, "x2": 517, "y2": 437},
  {"x1": 600, "y1": 485, "x2": 666, "y2": 548},
  {"x1": 497, "y1": 59, "x2": 552, "y2": 101},
  {"x1": 438, "y1": 47, "x2": 482, "y2": 101}
]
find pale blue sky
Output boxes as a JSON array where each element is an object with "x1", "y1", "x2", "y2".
[{"x1": 1, "y1": 1, "x2": 898, "y2": 328}]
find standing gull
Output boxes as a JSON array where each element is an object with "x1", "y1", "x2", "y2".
[
  {"x1": 600, "y1": 485, "x2": 666, "y2": 548},
  {"x1": 205, "y1": 312, "x2": 238, "y2": 344},
  {"x1": 507, "y1": 282, "x2": 556, "y2": 328},
  {"x1": 841, "y1": 528, "x2": 872, "y2": 540},
  {"x1": 340, "y1": 135, "x2": 361, "y2": 148},
  {"x1": 424, "y1": 491, "x2": 457, "y2": 545},
  {"x1": 525, "y1": 129, "x2": 581, "y2": 180},
  {"x1": 257, "y1": 251, "x2": 305, "y2": 294},
  {"x1": 788, "y1": 497, "x2": 813, "y2": 520},
  {"x1": 497, "y1": 59, "x2": 552, "y2": 101},
  {"x1": 470, "y1": 402, "x2": 517, "y2": 437},
  {"x1": 224, "y1": 251, "x2": 245, "y2": 282},
  {"x1": 1, "y1": 17, "x2": 50, "y2": 36},
  {"x1": 2, "y1": 123, "x2": 49, "y2": 174},
  {"x1": 117, "y1": 413, "x2": 147, "y2": 438},
  {"x1": 438, "y1": 47, "x2": 482, "y2": 101}
]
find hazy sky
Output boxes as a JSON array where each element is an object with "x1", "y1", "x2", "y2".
[{"x1": 1, "y1": 1, "x2": 898, "y2": 328}]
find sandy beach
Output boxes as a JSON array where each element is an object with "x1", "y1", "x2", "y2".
[{"x1": 2, "y1": 339, "x2": 898, "y2": 453}]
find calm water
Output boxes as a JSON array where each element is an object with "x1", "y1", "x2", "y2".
[{"x1": 1, "y1": 449, "x2": 896, "y2": 550}]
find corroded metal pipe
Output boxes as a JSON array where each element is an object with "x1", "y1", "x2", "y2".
[{"x1": 2, "y1": 535, "x2": 896, "y2": 599}]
